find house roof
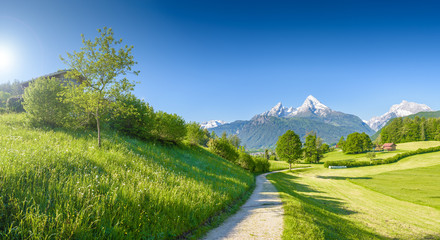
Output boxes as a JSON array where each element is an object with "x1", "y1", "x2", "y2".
[{"x1": 383, "y1": 143, "x2": 396, "y2": 147}]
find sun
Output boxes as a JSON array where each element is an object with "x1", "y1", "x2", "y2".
[{"x1": 0, "y1": 46, "x2": 14, "y2": 72}]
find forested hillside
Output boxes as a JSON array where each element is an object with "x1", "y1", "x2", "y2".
[{"x1": 379, "y1": 116, "x2": 440, "y2": 143}]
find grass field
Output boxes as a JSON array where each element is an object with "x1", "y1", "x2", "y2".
[
  {"x1": 268, "y1": 145, "x2": 440, "y2": 239},
  {"x1": 351, "y1": 164, "x2": 440, "y2": 210},
  {"x1": 324, "y1": 141, "x2": 440, "y2": 163},
  {"x1": 0, "y1": 113, "x2": 255, "y2": 239},
  {"x1": 269, "y1": 160, "x2": 311, "y2": 171}
]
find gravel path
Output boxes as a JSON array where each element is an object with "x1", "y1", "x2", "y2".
[{"x1": 202, "y1": 170, "x2": 285, "y2": 240}]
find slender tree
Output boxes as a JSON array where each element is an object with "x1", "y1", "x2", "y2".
[
  {"x1": 60, "y1": 27, "x2": 138, "y2": 147},
  {"x1": 276, "y1": 130, "x2": 302, "y2": 170}
]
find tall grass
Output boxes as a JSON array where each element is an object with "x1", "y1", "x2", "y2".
[{"x1": 0, "y1": 113, "x2": 254, "y2": 239}]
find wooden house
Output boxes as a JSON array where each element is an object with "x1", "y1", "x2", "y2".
[{"x1": 382, "y1": 143, "x2": 397, "y2": 151}]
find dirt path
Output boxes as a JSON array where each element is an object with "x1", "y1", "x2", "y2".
[{"x1": 202, "y1": 170, "x2": 285, "y2": 240}]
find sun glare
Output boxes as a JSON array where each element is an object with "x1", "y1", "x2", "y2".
[{"x1": 0, "y1": 46, "x2": 14, "y2": 72}]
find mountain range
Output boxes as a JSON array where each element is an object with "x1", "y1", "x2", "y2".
[
  {"x1": 203, "y1": 96, "x2": 434, "y2": 150},
  {"x1": 206, "y1": 95, "x2": 374, "y2": 149},
  {"x1": 366, "y1": 100, "x2": 432, "y2": 131}
]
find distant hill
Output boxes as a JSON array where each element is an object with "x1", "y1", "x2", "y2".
[{"x1": 210, "y1": 95, "x2": 374, "y2": 150}]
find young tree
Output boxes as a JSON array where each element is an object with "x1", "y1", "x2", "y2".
[
  {"x1": 276, "y1": 130, "x2": 302, "y2": 170},
  {"x1": 303, "y1": 132, "x2": 324, "y2": 163},
  {"x1": 264, "y1": 149, "x2": 270, "y2": 160},
  {"x1": 186, "y1": 122, "x2": 209, "y2": 145},
  {"x1": 60, "y1": 27, "x2": 138, "y2": 147},
  {"x1": 337, "y1": 136, "x2": 345, "y2": 149},
  {"x1": 228, "y1": 134, "x2": 241, "y2": 149}
]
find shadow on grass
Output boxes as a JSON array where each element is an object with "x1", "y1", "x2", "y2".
[
  {"x1": 273, "y1": 173, "x2": 357, "y2": 216},
  {"x1": 267, "y1": 172, "x2": 387, "y2": 240},
  {"x1": 316, "y1": 176, "x2": 372, "y2": 180}
]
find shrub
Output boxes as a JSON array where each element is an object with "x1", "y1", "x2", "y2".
[
  {"x1": 186, "y1": 122, "x2": 209, "y2": 146},
  {"x1": 253, "y1": 156, "x2": 270, "y2": 173},
  {"x1": 366, "y1": 152, "x2": 376, "y2": 161},
  {"x1": 22, "y1": 77, "x2": 70, "y2": 127},
  {"x1": 110, "y1": 94, "x2": 155, "y2": 140},
  {"x1": 6, "y1": 96, "x2": 24, "y2": 113},
  {"x1": 153, "y1": 111, "x2": 187, "y2": 143},
  {"x1": 207, "y1": 138, "x2": 239, "y2": 163},
  {"x1": 238, "y1": 151, "x2": 255, "y2": 172}
]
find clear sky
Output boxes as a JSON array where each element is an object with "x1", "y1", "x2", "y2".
[{"x1": 1, "y1": 0, "x2": 439, "y2": 123}]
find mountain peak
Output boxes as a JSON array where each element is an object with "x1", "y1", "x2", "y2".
[
  {"x1": 367, "y1": 100, "x2": 432, "y2": 131},
  {"x1": 297, "y1": 95, "x2": 331, "y2": 116},
  {"x1": 306, "y1": 95, "x2": 319, "y2": 102}
]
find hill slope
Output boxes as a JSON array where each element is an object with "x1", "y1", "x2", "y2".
[{"x1": 0, "y1": 113, "x2": 254, "y2": 239}]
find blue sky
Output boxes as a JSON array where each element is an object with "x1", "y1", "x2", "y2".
[{"x1": 1, "y1": 0, "x2": 440, "y2": 123}]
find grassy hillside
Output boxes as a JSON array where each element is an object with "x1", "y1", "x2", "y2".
[
  {"x1": 0, "y1": 113, "x2": 254, "y2": 239},
  {"x1": 268, "y1": 147, "x2": 440, "y2": 239}
]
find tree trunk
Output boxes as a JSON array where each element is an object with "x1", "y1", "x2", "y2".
[
  {"x1": 289, "y1": 163, "x2": 291, "y2": 171},
  {"x1": 96, "y1": 111, "x2": 101, "y2": 148}
]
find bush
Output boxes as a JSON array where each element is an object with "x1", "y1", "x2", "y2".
[
  {"x1": 253, "y1": 156, "x2": 270, "y2": 173},
  {"x1": 207, "y1": 138, "x2": 239, "y2": 163},
  {"x1": 6, "y1": 96, "x2": 24, "y2": 113},
  {"x1": 186, "y1": 122, "x2": 209, "y2": 146},
  {"x1": 22, "y1": 77, "x2": 70, "y2": 127},
  {"x1": 153, "y1": 111, "x2": 187, "y2": 143},
  {"x1": 110, "y1": 94, "x2": 155, "y2": 140},
  {"x1": 238, "y1": 151, "x2": 255, "y2": 172}
]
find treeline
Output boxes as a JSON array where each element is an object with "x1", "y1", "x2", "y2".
[
  {"x1": 337, "y1": 132, "x2": 372, "y2": 154},
  {"x1": 16, "y1": 77, "x2": 268, "y2": 173},
  {"x1": 379, "y1": 116, "x2": 440, "y2": 143}
]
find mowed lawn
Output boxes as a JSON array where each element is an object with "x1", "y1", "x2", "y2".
[
  {"x1": 268, "y1": 146, "x2": 440, "y2": 239},
  {"x1": 269, "y1": 160, "x2": 309, "y2": 171},
  {"x1": 324, "y1": 141, "x2": 440, "y2": 163},
  {"x1": 352, "y1": 164, "x2": 440, "y2": 210}
]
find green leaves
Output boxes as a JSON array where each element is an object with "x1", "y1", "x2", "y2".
[
  {"x1": 60, "y1": 27, "x2": 138, "y2": 147},
  {"x1": 276, "y1": 130, "x2": 302, "y2": 169}
]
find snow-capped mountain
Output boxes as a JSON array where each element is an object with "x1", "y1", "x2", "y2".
[
  {"x1": 209, "y1": 95, "x2": 373, "y2": 149},
  {"x1": 258, "y1": 102, "x2": 294, "y2": 118},
  {"x1": 256, "y1": 95, "x2": 332, "y2": 118},
  {"x1": 200, "y1": 120, "x2": 228, "y2": 129},
  {"x1": 367, "y1": 100, "x2": 432, "y2": 131}
]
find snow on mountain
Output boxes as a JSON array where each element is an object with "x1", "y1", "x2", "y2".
[
  {"x1": 200, "y1": 120, "x2": 228, "y2": 129},
  {"x1": 256, "y1": 95, "x2": 332, "y2": 118},
  {"x1": 367, "y1": 100, "x2": 432, "y2": 131},
  {"x1": 258, "y1": 102, "x2": 296, "y2": 118},
  {"x1": 293, "y1": 95, "x2": 332, "y2": 117}
]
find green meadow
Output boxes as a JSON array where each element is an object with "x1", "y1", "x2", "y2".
[
  {"x1": 0, "y1": 113, "x2": 254, "y2": 239},
  {"x1": 324, "y1": 141, "x2": 440, "y2": 163},
  {"x1": 268, "y1": 142, "x2": 440, "y2": 239}
]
